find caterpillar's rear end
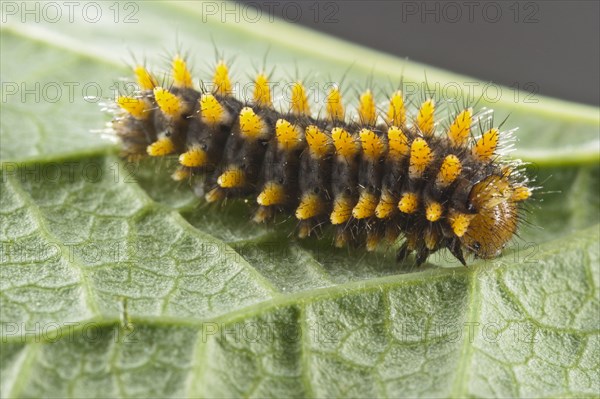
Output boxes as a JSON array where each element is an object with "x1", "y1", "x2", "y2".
[{"x1": 112, "y1": 56, "x2": 533, "y2": 266}]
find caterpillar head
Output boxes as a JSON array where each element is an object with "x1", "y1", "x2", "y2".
[{"x1": 460, "y1": 175, "x2": 520, "y2": 258}]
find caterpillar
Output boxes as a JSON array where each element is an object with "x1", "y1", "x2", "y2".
[{"x1": 110, "y1": 56, "x2": 532, "y2": 266}]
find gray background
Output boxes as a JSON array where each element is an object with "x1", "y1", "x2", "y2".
[{"x1": 237, "y1": 0, "x2": 599, "y2": 106}]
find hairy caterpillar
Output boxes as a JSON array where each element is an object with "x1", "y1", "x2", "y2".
[{"x1": 110, "y1": 56, "x2": 532, "y2": 266}]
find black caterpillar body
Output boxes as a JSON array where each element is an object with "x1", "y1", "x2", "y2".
[{"x1": 111, "y1": 57, "x2": 532, "y2": 266}]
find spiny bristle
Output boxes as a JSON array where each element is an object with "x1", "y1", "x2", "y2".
[
  {"x1": 408, "y1": 138, "x2": 433, "y2": 179},
  {"x1": 253, "y1": 206, "x2": 274, "y2": 224},
  {"x1": 331, "y1": 196, "x2": 353, "y2": 225},
  {"x1": 375, "y1": 191, "x2": 397, "y2": 219},
  {"x1": 276, "y1": 119, "x2": 303, "y2": 151},
  {"x1": 331, "y1": 127, "x2": 358, "y2": 159},
  {"x1": 179, "y1": 147, "x2": 207, "y2": 168},
  {"x1": 253, "y1": 73, "x2": 272, "y2": 107},
  {"x1": 305, "y1": 125, "x2": 331, "y2": 158},
  {"x1": 425, "y1": 201, "x2": 443, "y2": 222},
  {"x1": 172, "y1": 56, "x2": 193, "y2": 88},
  {"x1": 352, "y1": 191, "x2": 378, "y2": 219},
  {"x1": 473, "y1": 128, "x2": 499, "y2": 162},
  {"x1": 147, "y1": 137, "x2": 175, "y2": 157},
  {"x1": 366, "y1": 231, "x2": 382, "y2": 252},
  {"x1": 334, "y1": 229, "x2": 349, "y2": 248},
  {"x1": 200, "y1": 94, "x2": 228, "y2": 126},
  {"x1": 398, "y1": 193, "x2": 419, "y2": 214},
  {"x1": 154, "y1": 87, "x2": 185, "y2": 118},
  {"x1": 218, "y1": 166, "x2": 245, "y2": 188},
  {"x1": 358, "y1": 90, "x2": 377, "y2": 125},
  {"x1": 297, "y1": 221, "x2": 312, "y2": 238},
  {"x1": 416, "y1": 99, "x2": 435, "y2": 136},
  {"x1": 239, "y1": 107, "x2": 266, "y2": 140},
  {"x1": 117, "y1": 97, "x2": 150, "y2": 119},
  {"x1": 448, "y1": 211, "x2": 475, "y2": 237},
  {"x1": 436, "y1": 155, "x2": 462, "y2": 188},
  {"x1": 171, "y1": 167, "x2": 191, "y2": 181},
  {"x1": 257, "y1": 182, "x2": 285, "y2": 206},
  {"x1": 213, "y1": 61, "x2": 232, "y2": 96},
  {"x1": 387, "y1": 126, "x2": 409, "y2": 160},
  {"x1": 448, "y1": 108, "x2": 472, "y2": 147},
  {"x1": 359, "y1": 129, "x2": 385, "y2": 160},
  {"x1": 326, "y1": 86, "x2": 344, "y2": 121},
  {"x1": 424, "y1": 228, "x2": 439, "y2": 250},
  {"x1": 134, "y1": 66, "x2": 157, "y2": 90},
  {"x1": 387, "y1": 91, "x2": 406, "y2": 127},
  {"x1": 290, "y1": 82, "x2": 310, "y2": 116},
  {"x1": 296, "y1": 193, "x2": 324, "y2": 220},
  {"x1": 205, "y1": 187, "x2": 224, "y2": 203}
]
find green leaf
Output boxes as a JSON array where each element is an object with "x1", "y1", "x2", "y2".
[{"x1": 1, "y1": 1, "x2": 598, "y2": 398}]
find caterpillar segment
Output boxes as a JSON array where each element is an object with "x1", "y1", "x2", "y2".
[{"x1": 113, "y1": 57, "x2": 532, "y2": 266}]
